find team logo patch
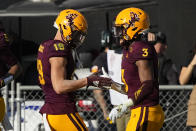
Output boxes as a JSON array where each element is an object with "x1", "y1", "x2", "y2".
[{"x1": 129, "y1": 12, "x2": 140, "y2": 27}]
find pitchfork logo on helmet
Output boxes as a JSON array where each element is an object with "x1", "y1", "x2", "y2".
[
  {"x1": 54, "y1": 9, "x2": 88, "y2": 48},
  {"x1": 113, "y1": 7, "x2": 150, "y2": 41},
  {"x1": 66, "y1": 14, "x2": 78, "y2": 26},
  {"x1": 129, "y1": 12, "x2": 140, "y2": 27}
]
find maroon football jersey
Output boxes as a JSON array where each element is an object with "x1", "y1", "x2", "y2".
[
  {"x1": 37, "y1": 40, "x2": 76, "y2": 114},
  {"x1": 121, "y1": 41, "x2": 159, "y2": 108}
]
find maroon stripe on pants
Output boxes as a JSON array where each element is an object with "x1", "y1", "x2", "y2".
[
  {"x1": 142, "y1": 107, "x2": 149, "y2": 131},
  {"x1": 67, "y1": 114, "x2": 82, "y2": 131},
  {"x1": 136, "y1": 107, "x2": 144, "y2": 131},
  {"x1": 73, "y1": 113, "x2": 87, "y2": 131}
]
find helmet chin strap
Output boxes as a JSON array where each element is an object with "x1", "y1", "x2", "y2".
[
  {"x1": 59, "y1": 25, "x2": 80, "y2": 49},
  {"x1": 121, "y1": 29, "x2": 148, "y2": 50},
  {"x1": 60, "y1": 25, "x2": 69, "y2": 44},
  {"x1": 73, "y1": 48, "x2": 83, "y2": 68}
]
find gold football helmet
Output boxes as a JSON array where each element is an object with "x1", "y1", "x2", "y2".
[
  {"x1": 113, "y1": 7, "x2": 150, "y2": 41},
  {"x1": 54, "y1": 9, "x2": 88, "y2": 48}
]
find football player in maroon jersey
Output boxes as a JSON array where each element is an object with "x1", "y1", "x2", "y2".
[
  {"x1": 108, "y1": 7, "x2": 165, "y2": 131},
  {"x1": 37, "y1": 9, "x2": 112, "y2": 130}
]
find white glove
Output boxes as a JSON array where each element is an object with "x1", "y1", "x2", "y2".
[
  {"x1": 108, "y1": 105, "x2": 124, "y2": 123},
  {"x1": 108, "y1": 99, "x2": 134, "y2": 123}
]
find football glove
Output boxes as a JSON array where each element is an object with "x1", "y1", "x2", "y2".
[
  {"x1": 87, "y1": 75, "x2": 112, "y2": 88},
  {"x1": 101, "y1": 67, "x2": 126, "y2": 94},
  {"x1": 108, "y1": 98, "x2": 134, "y2": 123}
]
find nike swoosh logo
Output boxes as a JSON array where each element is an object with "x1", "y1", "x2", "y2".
[{"x1": 93, "y1": 81, "x2": 99, "y2": 86}]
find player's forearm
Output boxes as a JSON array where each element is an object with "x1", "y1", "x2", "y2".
[
  {"x1": 131, "y1": 80, "x2": 154, "y2": 105},
  {"x1": 53, "y1": 78, "x2": 87, "y2": 94},
  {"x1": 179, "y1": 66, "x2": 194, "y2": 85},
  {"x1": 8, "y1": 63, "x2": 22, "y2": 78}
]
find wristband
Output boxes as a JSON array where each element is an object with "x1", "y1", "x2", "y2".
[{"x1": 124, "y1": 98, "x2": 134, "y2": 107}]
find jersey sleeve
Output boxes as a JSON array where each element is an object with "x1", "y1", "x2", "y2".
[
  {"x1": 132, "y1": 42, "x2": 154, "y2": 61},
  {"x1": 0, "y1": 47, "x2": 18, "y2": 67},
  {"x1": 47, "y1": 41, "x2": 69, "y2": 58}
]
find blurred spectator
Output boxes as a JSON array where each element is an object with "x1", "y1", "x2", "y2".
[
  {"x1": 91, "y1": 31, "x2": 113, "y2": 118},
  {"x1": 91, "y1": 45, "x2": 109, "y2": 120},
  {"x1": 7, "y1": 31, "x2": 39, "y2": 85},
  {"x1": 149, "y1": 32, "x2": 179, "y2": 85},
  {"x1": 179, "y1": 42, "x2": 196, "y2": 131},
  {"x1": 0, "y1": 21, "x2": 22, "y2": 130},
  {"x1": 179, "y1": 42, "x2": 196, "y2": 85},
  {"x1": 91, "y1": 30, "x2": 127, "y2": 131},
  {"x1": 2, "y1": 26, "x2": 39, "y2": 85}
]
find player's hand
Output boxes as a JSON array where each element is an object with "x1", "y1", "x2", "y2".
[
  {"x1": 108, "y1": 99, "x2": 134, "y2": 123},
  {"x1": 0, "y1": 78, "x2": 5, "y2": 88},
  {"x1": 108, "y1": 104, "x2": 128, "y2": 123},
  {"x1": 100, "y1": 67, "x2": 127, "y2": 94},
  {"x1": 87, "y1": 75, "x2": 112, "y2": 88},
  {"x1": 108, "y1": 106, "x2": 122, "y2": 123}
]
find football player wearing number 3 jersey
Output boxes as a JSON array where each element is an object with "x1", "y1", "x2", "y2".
[
  {"x1": 108, "y1": 7, "x2": 165, "y2": 131},
  {"x1": 37, "y1": 9, "x2": 113, "y2": 131}
]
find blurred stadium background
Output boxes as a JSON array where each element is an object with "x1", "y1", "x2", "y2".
[{"x1": 0, "y1": 0, "x2": 196, "y2": 131}]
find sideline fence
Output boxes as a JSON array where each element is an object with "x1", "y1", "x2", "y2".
[{"x1": 1, "y1": 84, "x2": 193, "y2": 131}]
